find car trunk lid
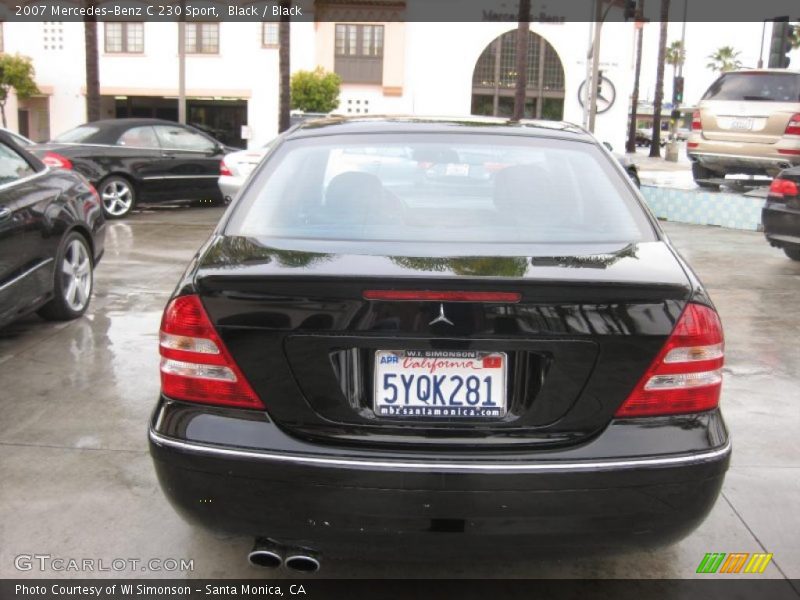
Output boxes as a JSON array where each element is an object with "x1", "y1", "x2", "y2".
[{"x1": 194, "y1": 236, "x2": 692, "y2": 449}]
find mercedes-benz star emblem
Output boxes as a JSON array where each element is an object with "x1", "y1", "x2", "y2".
[{"x1": 429, "y1": 303, "x2": 454, "y2": 326}]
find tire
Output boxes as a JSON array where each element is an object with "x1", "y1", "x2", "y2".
[
  {"x1": 38, "y1": 232, "x2": 94, "y2": 321},
  {"x1": 99, "y1": 175, "x2": 136, "y2": 219},
  {"x1": 692, "y1": 163, "x2": 720, "y2": 191},
  {"x1": 784, "y1": 246, "x2": 800, "y2": 261}
]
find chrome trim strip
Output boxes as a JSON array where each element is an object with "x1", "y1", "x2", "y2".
[
  {"x1": 141, "y1": 175, "x2": 220, "y2": 180},
  {"x1": 54, "y1": 142, "x2": 219, "y2": 155},
  {"x1": 0, "y1": 166, "x2": 51, "y2": 193},
  {"x1": 0, "y1": 258, "x2": 54, "y2": 293},
  {"x1": 688, "y1": 151, "x2": 797, "y2": 164},
  {"x1": 148, "y1": 429, "x2": 731, "y2": 473}
]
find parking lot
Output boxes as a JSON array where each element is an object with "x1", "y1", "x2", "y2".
[{"x1": 0, "y1": 205, "x2": 798, "y2": 580}]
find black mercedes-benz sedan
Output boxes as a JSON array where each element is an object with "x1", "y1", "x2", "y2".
[
  {"x1": 0, "y1": 131, "x2": 105, "y2": 328},
  {"x1": 149, "y1": 117, "x2": 729, "y2": 570},
  {"x1": 31, "y1": 118, "x2": 237, "y2": 220}
]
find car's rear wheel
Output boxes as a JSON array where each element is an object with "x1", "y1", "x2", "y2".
[
  {"x1": 99, "y1": 176, "x2": 136, "y2": 219},
  {"x1": 692, "y1": 163, "x2": 720, "y2": 190},
  {"x1": 38, "y1": 232, "x2": 94, "y2": 321},
  {"x1": 784, "y1": 245, "x2": 800, "y2": 261}
]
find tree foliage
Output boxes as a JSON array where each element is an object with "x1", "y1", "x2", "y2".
[
  {"x1": 706, "y1": 46, "x2": 742, "y2": 73},
  {"x1": 0, "y1": 53, "x2": 39, "y2": 127},
  {"x1": 665, "y1": 40, "x2": 686, "y2": 69},
  {"x1": 290, "y1": 67, "x2": 342, "y2": 114}
]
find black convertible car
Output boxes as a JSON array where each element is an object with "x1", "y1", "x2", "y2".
[
  {"x1": 149, "y1": 117, "x2": 729, "y2": 571},
  {"x1": 32, "y1": 118, "x2": 237, "y2": 219},
  {"x1": 0, "y1": 131, "x2": 104, "y2": 328}
]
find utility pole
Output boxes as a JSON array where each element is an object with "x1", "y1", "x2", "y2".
[
  {"x1": 178, "y1": 20, "x2": 186, "y2": 124},
  {"x1": 588, "y1": 0, "x2": 604, "y2": 132}
]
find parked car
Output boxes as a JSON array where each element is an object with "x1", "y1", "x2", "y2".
[
  {"x1": 762, "y1": 165, "x2": 800, "y2": 260},
  {"x1": 602, "y1": 143, "x2": 641, "y2": 187},
  {"x1": 634, "y1": 128, "x2": 667, "y2": 148},
  {"x1": 0, "y1": 127, "x2": 35, "y2": 148},
  {"x1": 0, "y1": 131, "x2": 105, "y2": 328},
  {"x1": 219, "y1": 143, "x2": 272, "y2": 202},
  {"x1": 31, "y1": 118, "x2": 239, "y2": 219},
  {"x1": 149, "y1": 117, "x2": 729, "y2": 569},
  {"x1": 688, "y1": 69, "x2": 800, "y2": 189}
]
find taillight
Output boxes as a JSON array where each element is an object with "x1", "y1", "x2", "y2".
[
  {"x1": 691, "y1": 110, "x2": 702, "y2": 131},
  {"x1": 363, "y1": 290, "x2": 522, "y2": 303},
  {"x1": 220, "y1": 160, "x2": 233, "y2": 177},
  {"x1": 42, "y1": 151, "x2": 73, "y2": 169},
  {"x1": 159, "y1": 295, "x2": 263, "y2": 409},
  {"x1": 615, "y1": 303, "x2": 724, "y2": 418},
  {"x1": 768, "y1": 178, "x2": 799, "y2": 200},
  {"x1": 784, "y1": 113, "x2": 800, "y2": 136}
]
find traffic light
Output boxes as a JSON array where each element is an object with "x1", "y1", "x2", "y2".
[
  {"x1": 768, "y1": 18, "x2": 793, "y2": 68},
  {"x1": 673, "y1": 76, "x2": 685, "y2": 105},
  {"x1": 623, "y1": 0, "x2": 637, "y2": 20}
]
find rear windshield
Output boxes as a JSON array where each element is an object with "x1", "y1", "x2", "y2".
[
  {"x1": 227, "y1": 133, "x2": 653, "y2": 245},
  {"x1": 53, "y1": 126, "x2": 100, "y2": 143},
  {"x1": 702, "y1": 73, "x2": 800, "y2": 102}
]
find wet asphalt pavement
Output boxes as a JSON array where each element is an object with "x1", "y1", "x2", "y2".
[{"x1": 0, "y1": 205, "x2": 798, "y2": 580}]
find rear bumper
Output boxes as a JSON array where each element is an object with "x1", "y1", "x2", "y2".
[
  {"x1": 687, "y1": 140, "x2": 800, "y2": 175},
  {"x1": 149, "y1": 399, "x2": 730, "y2": 556},
  {"x1": 218, "y1": 176, "x2": 244, "y2": 201},
  {"x1": 762, "y1": 203, "x2": 800, "y2": 247}
]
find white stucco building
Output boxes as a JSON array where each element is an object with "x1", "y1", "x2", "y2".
[{"x1": 0, "y1": 8, "x2": 778, "y2": 151}]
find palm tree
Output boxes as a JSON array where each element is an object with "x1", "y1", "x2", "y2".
[
  {"x1": 511, "y1": 0, "x2": 531, "y2": 121},
  {"x1": 84, "y1": 1, "x2": 100, "y2": 122},
  {"x1": 665, "y1": 40, "x2": 685, "y2": 82},
  {"x1": 278, "y1": 0, "x2": 291, "y2": 133},
  {"x1": 626, "y1": 0, "x2": 645, "y2": 154},
  {"x1": 649, "y1": 0, "x2": 670, "y2": 158},
  {"x1": 706, "y1": 46, "x2": 742, "y2": 73}
]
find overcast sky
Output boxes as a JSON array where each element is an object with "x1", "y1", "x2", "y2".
[{"x1": 634, "y1": 21, "x2": 800, "y2": 106}]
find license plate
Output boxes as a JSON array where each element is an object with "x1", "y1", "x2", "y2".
[
  {"x1": 373, "y1": 350, "x2": 507, "y2": 418},
  {"x1": 730, "y1": 118, "x2": 753, "y2": 131}
]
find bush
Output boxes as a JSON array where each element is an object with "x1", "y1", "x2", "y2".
[{"x1": 290, "y1": 68, "x2": 342, "y2": 114}]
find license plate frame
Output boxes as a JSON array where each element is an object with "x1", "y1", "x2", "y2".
[{"x1": 373, "y1": 350, "x2": 507, "y2": 419}]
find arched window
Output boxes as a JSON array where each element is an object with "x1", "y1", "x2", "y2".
[{"x1": 471, "y1": 30, "x2": 565, "y2": 120}]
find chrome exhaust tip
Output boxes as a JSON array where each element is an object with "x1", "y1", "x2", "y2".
[
  {"x1": 284, "y1": 551, "x2": 320, "y2": 573},
  {"x1": 247, "y1": 539, "x2": 283, "y2": 569}
]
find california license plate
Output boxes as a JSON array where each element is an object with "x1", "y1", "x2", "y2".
[
  {"x1": 730, "y1": 118, "x2": 753, "y2": 131},
  {"x1": 373, "y1": 350, "x2": 507, "y2": 418}
]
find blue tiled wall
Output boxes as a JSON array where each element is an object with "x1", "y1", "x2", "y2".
[{"x1": 640, "y1": 185, "x2": 765, "y2": 231}]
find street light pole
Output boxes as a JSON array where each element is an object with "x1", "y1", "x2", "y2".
[
  {"x1": 588, "y1": 0, "x2": 604, "y2": 132},
  {"x1": 178, "y1": 21, "x2": 186, "y2": 124}
]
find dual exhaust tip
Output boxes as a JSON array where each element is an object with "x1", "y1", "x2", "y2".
[{"x1": 248, "y1": 539, "x2": 320, "y2": 573}]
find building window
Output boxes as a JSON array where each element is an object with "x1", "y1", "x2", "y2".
[
  {"x1": 43, "y1": 22, "x2": 64, "y2": 51},
  {"x1": 262, "y1": 23, "x2": 279, "y2": 48},
  {"x1": 334, "y1": 24, "x2": 384, "y2": 84},
  {"x1": 184, "y1": 23, "x2": 219, "y2": 54},
  {"x1": 104, "y1": 22, "x2": 144, "y2": 53},
  {"x1": 471, "y1": 30, "x2": 565, "y2": 120}
]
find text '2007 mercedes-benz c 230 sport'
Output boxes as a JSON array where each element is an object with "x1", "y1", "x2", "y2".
[{"x1": 148, "y1": 117, "x2": 730, "y2": 572}]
